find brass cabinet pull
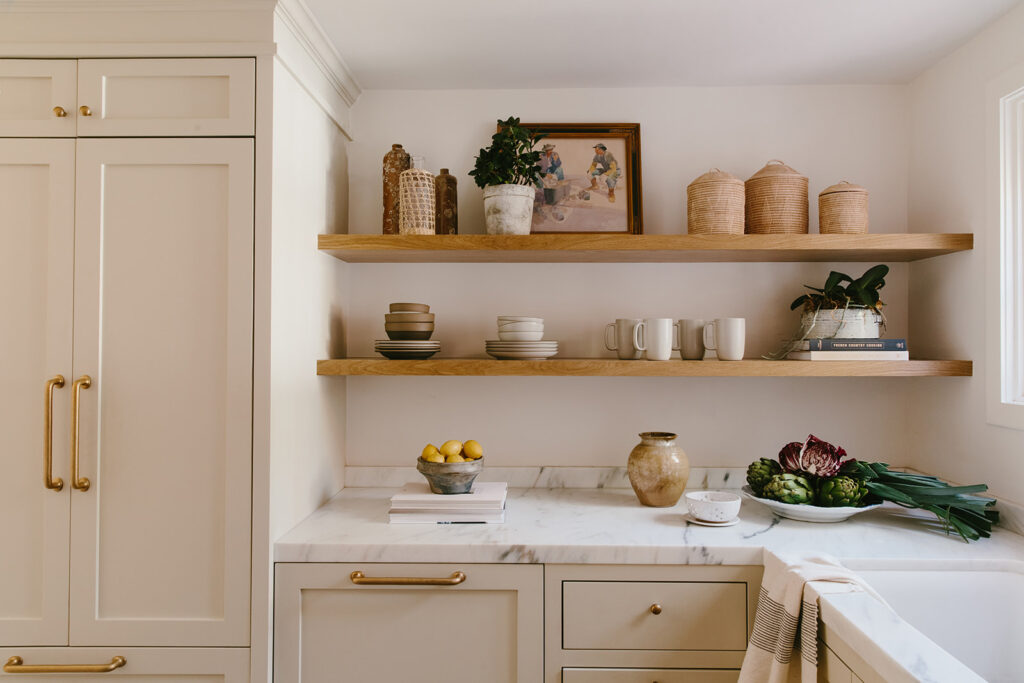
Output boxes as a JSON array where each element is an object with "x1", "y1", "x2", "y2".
[
  {"x1": 350, "y1": 570, "x2": 466, "y2": 586},
  {"x1": 4, "y1": 655, "x2": 126, "y2": 674},
  {"x1": 70, "y1": 375, "x2": 92, "y2": 491},
  {"x1": 649, "y1": 603, "x2": 663, "y2": 615},
  {"x1": 43, "y1": 375, "x2": 65, "y2": 491},
  {"x1": 52, "y1": 106, "x2": 68, "y2": 118},
  {"x1": 79, "y1": 105, "x2": 93, "y2": 117}
]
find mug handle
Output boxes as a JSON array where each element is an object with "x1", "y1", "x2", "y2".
[
  {"x1": 703, "y1": 322, "x2": 717, "y2": 351},
  {"x1": 672, "y1": 321, "x2": 681, "y2": 351},
  {"x1": 633, "y1": 321, "x2": 647, "y2": 351},
  {"x1": 604, "y1": 323, "x2": 618, "y2": 351}
]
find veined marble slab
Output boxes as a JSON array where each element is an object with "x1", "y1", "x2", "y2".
[{"x1": 275, "y1": 487, "x2": 1024, "y2": 564}]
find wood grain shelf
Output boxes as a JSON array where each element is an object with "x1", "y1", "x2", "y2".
[
  {"x1": 318, "y1": 233, "x2": 973, "y2": 263},
  {"x1": 317, "y1": 358, "x2": 972, "y2": 377}
]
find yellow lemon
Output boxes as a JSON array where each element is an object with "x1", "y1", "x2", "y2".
[
  {"x1": 445, "y1": 453, "x2": 466, "y2": 463},
  {"x1": 422, "y1": 444, "x2": 440, "y2": 459},
  {"x1": 463, "y1": 440, "x2": 483, "y2": 460},
  {"x1": 440, "y1": 440, "x2": 463, "y2": 458},
  {"x1": 423, "y1": 451, "x2": 445, "y2": 464}
]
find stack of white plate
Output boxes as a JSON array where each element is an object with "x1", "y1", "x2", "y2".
[
  {"x1": 375, "y1": 340, "x2": 440, "y2": 360},
  {"x1": 485, "y1": 340, "x2": 558, "y2": 360}
]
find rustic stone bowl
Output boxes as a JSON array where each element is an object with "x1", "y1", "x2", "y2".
[{"x1": 416, "y1": 456, "x2": 484, "y2": 494}]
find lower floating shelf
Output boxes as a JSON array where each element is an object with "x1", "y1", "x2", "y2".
[{"x1": 317, "y1": 358, "x2": 972, "y2": 377}]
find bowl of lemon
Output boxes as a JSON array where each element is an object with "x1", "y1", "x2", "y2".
[{"x1": 417, "y1": 439, "x2": 484, "y2": 494}]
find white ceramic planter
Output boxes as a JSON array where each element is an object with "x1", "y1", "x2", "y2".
[
  {"x1": 483, "y1": 184, "x2": 534, "y2": 235},
  {"x1": 800, "y1": 306, "x2": 881, "y2": 339}
]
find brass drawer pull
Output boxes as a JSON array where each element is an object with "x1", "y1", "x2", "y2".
[
  {"x1": 43, "y1": 375, "x2": 65, "y2": 491},
  {"x1": 79, "y1": 105, "x2": 93, "y2": 117},
  {"x1": 52, "y1": 106, "x2": 68, "y2": 118},
  {"x1": 70, "y1": 375, "x2": 92, "y2": 491},
  {"x1": 4, "y1": 655, "x2": 126, "y2": 674},
  {"x1": 350, "y1": 570, "x2": 466, "y2": 586},
  {"x1": 649, "y1": 603, "x2": 662, "y2": 615}
]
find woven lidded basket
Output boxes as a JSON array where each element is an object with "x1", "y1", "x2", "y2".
[
  {"x1": 686, "y1": 168, "x2": 745, "y2": 235},
  {"x1": 819, "y1": 181, "x2": 868, "y2": 234},
  {"x1": 745, "y1": 160, "x2": 808, "y2": 234},
  {"x1": 399, "y1": 168, "x2": 436, "y2": 235}
]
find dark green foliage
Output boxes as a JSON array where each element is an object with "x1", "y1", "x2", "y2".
[
  {"x1": 790, "y1": 264, "x2": 889, "y2": 313},
  {"x1": 762, "y1": 473, "x2": 816, "y2": 505},
  {"x1": 746, "y1": 458, "x2": 782, "y2": 496},
  {"x1": 468, "y1": 117, "x2": 546, "y2": 189},
  {"x1": 816, "y1": 475, "x2": 868, "y2": 507}
]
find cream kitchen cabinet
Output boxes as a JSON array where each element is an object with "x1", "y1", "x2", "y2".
[
  {"x1": 0, "y1": 58, "x2": 254, "y2": 138},
  {"x1": 0, "y1": 648, "x2": 249, "y2": 681},
  {"x1": 274, "y1": 563, "x2": 544, "y2": 683},
  {"x1": 0, "y1": 132, "x2": 252, "y2": 646}
]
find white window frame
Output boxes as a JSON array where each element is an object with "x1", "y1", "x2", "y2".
[{"x1": 987, "y1": 64, "x2": 1024, "y2": 430}]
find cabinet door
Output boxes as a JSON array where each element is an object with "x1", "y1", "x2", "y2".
[
  {"x1": 0, "y1": 60, "x2": 77, "y2": 137},
  {"x1": 0, "y1": 139, "x2": 74, "y2": 645},
  {"x1": 69, "y1": 138, "x2": 253, "y2": 646},
  {"x1": 275, "y1": 563, "x2": 544, "y2": 683},
  {"x1": 76, "y1": 59, "x2": 255, "y2": 137},
  {"x1": 0, "y1": 647, "x2": 248, "y2": 681}
]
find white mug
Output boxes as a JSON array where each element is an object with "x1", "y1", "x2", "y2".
[
  {"x1": 604, "y1": 318, "x2": 644, "y2": 360},
  {"x1": 634, "y1": 318, "x2": 680, "y2": 361},
  {"x1": 702, "y1": 318, "x2": 745, "y2": 361},
  {"x1": 678, "y1": 319, "x2": 706, "y2": 360}
]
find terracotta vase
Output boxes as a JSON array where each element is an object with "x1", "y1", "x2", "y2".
[
  {"x1": 627, "y1": 432, "x2": 690, "y2": 507},
  {"x1": 382, "y1": 143, "x2": 410, "y2": 234}
]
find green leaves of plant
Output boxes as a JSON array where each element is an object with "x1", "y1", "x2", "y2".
[
  {"x1": 791, "y1": 264, "x2": 890, "y2": 313},
  {"x1": 469, "y1": 116, "x2": 547, "y2": 189}
]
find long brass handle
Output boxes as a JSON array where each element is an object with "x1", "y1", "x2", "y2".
[
  {"x1": 350, "y1": 570, "x2": 466, "y2": 586},
  {"x1": 43, "y1": 375, "x2": 65, "y2": 491},
  {"x1": 4, "y1": 655, "x2": 126, "y2": 674},
  {"x1": 52, "y1": 106, "x2": 68, "y2": 118},
  {"x1": 79, "y1": 105, "x2": 92, "y2": 117},
  {"x1": 70, "y1": 375, "x2": 92, "y2": 491}
]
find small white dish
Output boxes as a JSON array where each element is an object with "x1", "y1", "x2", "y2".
[
  {"x1": 685, "y1": 490, "x2": 742, "y2": 523},
  {"x1": 497, "y1": 322, "x2": 545, "y2": 331},
  {"x1": 497, "y1": 316, "x2": 543, "y2": 323},
  {"x1": 497, "y1": 331, "x2": 545, "y2": 341},
  {"x1": 741, "y1": 486, "x2": 882, "y2": 523},
  {"x1": 683, "y1": 513, "x2": 739, "y2": 527}
]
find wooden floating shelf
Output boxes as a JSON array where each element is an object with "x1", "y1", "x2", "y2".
[
  {"x1": 318, "y1": 233, "x2": 973, "y2": 263},
  {"x1": 317, "y1": 358, "x2": 972, "y2": 378}
]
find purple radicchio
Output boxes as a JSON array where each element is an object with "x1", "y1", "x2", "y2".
[{"x1": 778, "y1": 435, "x2": 847, "y2": 478}]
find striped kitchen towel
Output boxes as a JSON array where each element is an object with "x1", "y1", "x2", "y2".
[{"x1": 738, "y1": 549, "x2": 885, "y2": 683}]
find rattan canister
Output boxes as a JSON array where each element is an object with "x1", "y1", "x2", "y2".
[
  {"x1": 745, "y1": 160, "x2": 808, "y2": 234},
  {"x1": 399, "y1": 157, "x2": 436, "y2": 235},
  {"x1": 819, "y1": 181, "x2": 868, "y2": 234},
  {"x1": 686, "y1": 168, "x2": 745, "y2": 235}
]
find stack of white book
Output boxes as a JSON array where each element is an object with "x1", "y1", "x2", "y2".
[{"x1": 388, "y1": 481, "x2": 508, "y2": 524}]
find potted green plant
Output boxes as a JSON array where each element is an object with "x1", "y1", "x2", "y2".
[
  {"x1": 469, "y1": 116, "x2": 545, "y2": 235},
  {"x1": 790, "y1": 264, "x2": 888, "y2": 338}
]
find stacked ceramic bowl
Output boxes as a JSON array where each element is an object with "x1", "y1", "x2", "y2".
[
  {"x1": 376, "y1": 303, "x2": 440, "y2": 359},
  {"x1": 486, "y1": 316, "x2": 558, "y2": 360}
]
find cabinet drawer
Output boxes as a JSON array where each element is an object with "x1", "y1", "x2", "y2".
[
  {"x1": 0, "y1": 60, "x2": 77, "y2": 137},
  {"x1": 562, "y1": 669, "x2": 739, "y2": 683},
  {"x1": 0, "y1": 647, "x2": 248, "y2": 681},
  {"x1": 562, "y1": 581, "x2": 748, "y2": 651},
  {"x1": 76, "y1": 59, "x2": 254, "y2": 136}
]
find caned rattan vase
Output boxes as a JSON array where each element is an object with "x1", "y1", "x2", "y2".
[
  {"x1": 745, "y1": 159, "x2": 808, "y2": 234},
  {"x1": 399, "y1": 161, "x2": 436, "y2": 235},
  {"x1": 686, "y1": 168, "x2": 745, "y2": 235},
  {"x1": 819, "y1": 181, "x2": 868, "y2": 234}
]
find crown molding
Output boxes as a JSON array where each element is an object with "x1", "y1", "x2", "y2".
[
  {"x1": 274, "y1": 0, "x2": 361, "y2": 108},
  {"x1": 0, "y1": 0, "x2": 275, "y2": 11}
]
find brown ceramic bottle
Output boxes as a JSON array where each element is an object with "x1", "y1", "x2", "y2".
[
  {"x1": 627, "y1": 432, "x2": 690, "y2": 507},
  {"x1": 434, "y1": 168, "x2": 458, "y2": 235},
  {"x1": 382, "y1": 143, "x2": 410, "y2": 234}
]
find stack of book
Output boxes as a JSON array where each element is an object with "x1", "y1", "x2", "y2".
[
  {"x1": 787, "y1": 338, "x2": 908, "y2": 361},
  {"x1": 388, "y1": 481, "x2": 508, "y2": 524}
]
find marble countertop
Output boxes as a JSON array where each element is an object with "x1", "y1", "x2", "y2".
[{"x1": 275, "y1": 487, "x2": 1024, "y2": 564}]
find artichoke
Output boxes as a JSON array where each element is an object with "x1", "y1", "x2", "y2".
[
  {"x1": 778, "y1": 434, "x2": 845, "y2": 478},
  {"x1": 762, "y1": 473, "x2": 816, "y2": 505},
  {"x1": 816, "y1": 475, "x2": 868, "y2": 507},
  {"x1": 746, "y1": 458, "x2": 782, "y2": 496}
]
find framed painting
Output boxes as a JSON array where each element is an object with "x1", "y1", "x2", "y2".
[{"x1": 515, "y1": 122, "x2": 642, "y2": 234}]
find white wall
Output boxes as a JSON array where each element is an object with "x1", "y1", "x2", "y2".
[
  {"x1": 344, "y1": 86, "x2": 916, "y2": 468},
  {"x1": 907, "y1": 3, "x2": 1024, "y2": 503},
  {"x1": 268, "y1": 60, "x2": 349, "y2": 539}
]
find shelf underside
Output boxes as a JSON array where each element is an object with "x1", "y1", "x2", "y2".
[
  {"x1": 318, "y1": 233, "x2": 973, "y2": 263},
  {"x1": 318, "y1": 358, "x2": 972, "y2": 377}
]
